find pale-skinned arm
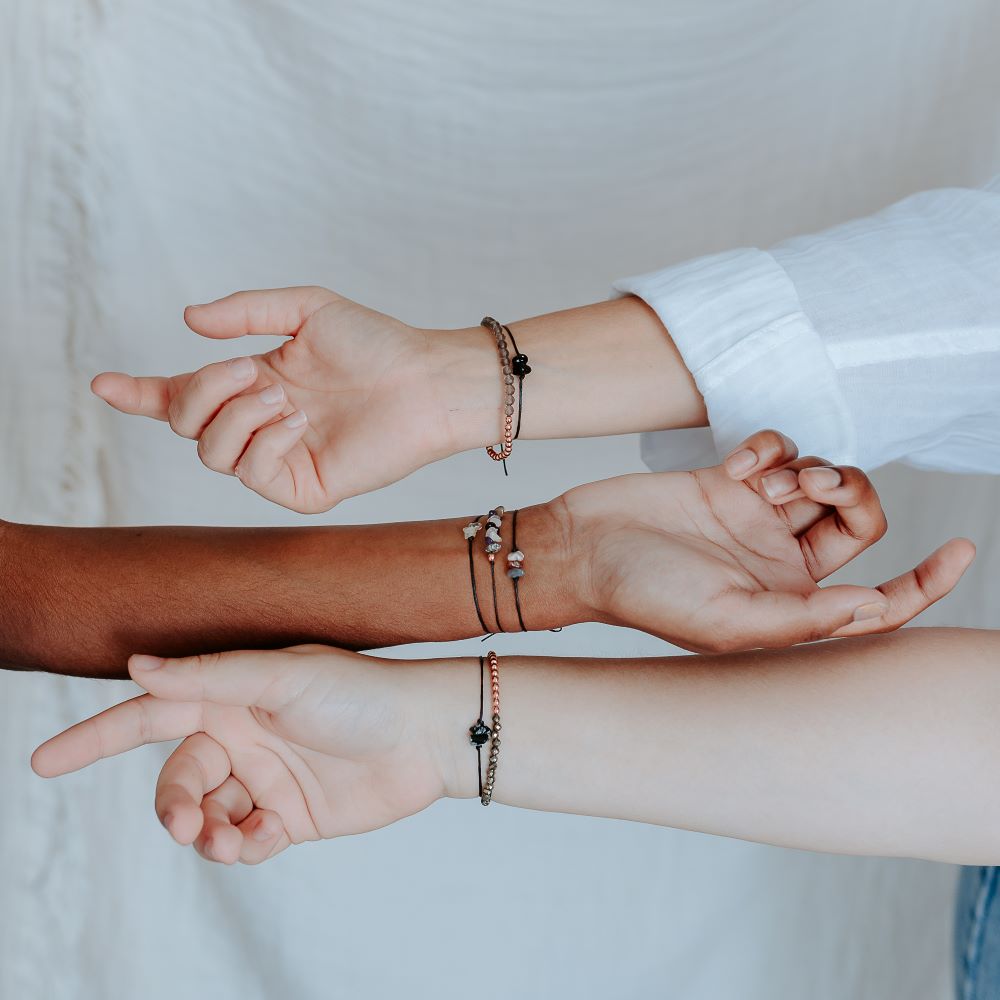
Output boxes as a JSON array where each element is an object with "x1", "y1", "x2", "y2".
[{"x1": 32, "y1": 627, "x2": 1000, "y2": 866}]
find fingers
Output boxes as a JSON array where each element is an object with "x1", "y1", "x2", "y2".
[
  {"x1": 166, "y1": 356, "x2": 263, "y2": 439},
  {"x1": 705, "y1": 584, "x2": 891, "y2": 653},
  {"x1": 723, "y1": 430, "x2": 799, "y2": 482},
  {"x1": 91, "y1": 355, "x2": 261, "y2": 436},
  {"x1": 195, "y1": 383, "x2": 290, "y2": 475},
  {"x1": 197, "y1": 775, "x2": 253, "y2": 861},
  {"x1": 156, "y1": 734, "x2": 232, "y2": 846},
  {"x1": 234, "y1": 810, "x2": 289, "y2": 865},
  {"x1": 129, "y1": 650, "x2": 306, "y2": 712},
  {"x1": 831, "y1": 537, "x2": 977, "y2": 639},
  {"x1": 184, "y1": 287, "x2": 338, "y2": 340},
  {"x1": 232, "y1": 409, "x2": 310, "y2": 504},
  {"x1": 31, "y1": 695, "x2": 201, "y2": 778},
  {"x1": 795, "y1": 465, "x2": 888, "y2": 578}
]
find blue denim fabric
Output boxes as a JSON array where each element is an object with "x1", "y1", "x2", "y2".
[{"x1": 956, "y1": 867, "x2": 1000, "y2": 999}]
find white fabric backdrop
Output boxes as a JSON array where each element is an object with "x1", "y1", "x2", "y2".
[{"x1": 3, "y1": 2, "x2": 1000, "y2": 997}]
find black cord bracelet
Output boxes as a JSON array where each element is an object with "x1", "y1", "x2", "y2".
[
  {"x1": 485, "y1": 507, "x2": 507, "y2": 634},
  {"x1": 503, "y1": 324, "x2": 530, "y2": 441},
  {"x1": 468, "y1": 655, "x2": 491, "y2": 798},
  {"x1": 464, "y1": 515, "x2": 492, "y2": 636},
  {"x1": 508, "y1": 508, "x2": 528, "y2": 632},
  {"x1": 500, "y1": 324, "x2": 530, "y2": 475}
]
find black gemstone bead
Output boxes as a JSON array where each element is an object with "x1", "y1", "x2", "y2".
[
  {"x1": 512, "y1": 354, "x2": 531, "y2": 376},
  {"x1": 469, "y1": 722, "x2": 491, "y2": 746}
]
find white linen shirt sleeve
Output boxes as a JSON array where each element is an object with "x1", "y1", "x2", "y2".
[{"x1": 615, "y1": 175, "x2": 1000, "y2": 475}]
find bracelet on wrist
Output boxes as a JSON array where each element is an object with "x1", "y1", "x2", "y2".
[
  {"x1": 467, "y1": 651, "x2": 503, "y2": 806},
  {"x1": 479, "y1": 317, "x2": 531, "y2": 475}
]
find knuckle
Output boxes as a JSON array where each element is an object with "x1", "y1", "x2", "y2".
[
  {"x1": 195, "y1": 436, "x2": 219, "y2": 471},
  {"x1": 166, "y1": 397, "x2": 191, "y2": 437}
]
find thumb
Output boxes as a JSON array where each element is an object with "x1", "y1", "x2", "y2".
[
  {"x1": 129, "y1": 650, "x2": 308, "y2": 710},
  {"x1": 91, "y1": 371, "x2": 191, "y2": 420},
  {"x1": 709, "y1": 585, "x2": 890, "y2": 651},
  {"x1": 184, "y1": 287, "x2": 338, "y2": 340}
]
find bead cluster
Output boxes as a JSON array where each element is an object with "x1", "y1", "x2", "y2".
[
  {"x1": 480, "y1": 317, "x2": 515, "y2": 462},
  {"x1": 506, "y1": 548, "x2": 524, "y2": 580},
  {"x1": 484, "y1": 506, "x2": 504, "y2": 559}
]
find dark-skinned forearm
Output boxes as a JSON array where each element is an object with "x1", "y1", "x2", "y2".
[{"x1": 0, "y1": 505, "x2": 586, "y2": 678}]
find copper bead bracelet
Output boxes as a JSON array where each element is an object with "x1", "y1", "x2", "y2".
[{"x1": 480, "y1": 317, "x2": 531, "y2": 474}]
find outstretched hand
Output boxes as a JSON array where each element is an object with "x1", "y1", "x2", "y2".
[
  {"x1": 569, "y1": 430, "x2": 975, "y2": 652},
  {"x1": 92, "y1": 288, "x2": 461, "y2": 513}
]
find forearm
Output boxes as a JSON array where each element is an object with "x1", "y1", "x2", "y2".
[
  {"x1": 432, "y1": 296, "x2": 707, "y2": 450},
  {"x1": 435, "y1": 628, "x2": 1000, "y2": 863},
  {"x1": 0, "y1": 506, "x2": 587, "y2": 678}
]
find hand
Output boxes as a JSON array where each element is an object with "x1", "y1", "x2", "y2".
[
  {"x1": 563, "y1": 429, "x2": 975, "y2": 652},
  {"x1": 91, "y1": 288, "x2": 491, "y2": 513},
  {"x1": 32, "y1": 647, "x2": 457, "y2": 864}
]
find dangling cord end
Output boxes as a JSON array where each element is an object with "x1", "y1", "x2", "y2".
[{"x1": 502, "y1": 458, "x2": 509, "y2": 476}]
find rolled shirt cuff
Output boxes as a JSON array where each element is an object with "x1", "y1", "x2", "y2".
[{"x1": 613, "y1": 248, "x2": 858, "y2": 471}]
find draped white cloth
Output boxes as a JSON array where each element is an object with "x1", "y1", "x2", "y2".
[{"x1": 2, "y1": 3, "x2": 999, "y2": 999}]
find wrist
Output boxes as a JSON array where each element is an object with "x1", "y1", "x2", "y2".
[
  {"x1": 407, "y1": 657, "x2": 482, "y2": 801},
  {"x1": 423, "y1": 326, "x2": 505, "y2": 455},
  {"x1": 526, "y1": 497, "x2": 597, "y2": 629}
]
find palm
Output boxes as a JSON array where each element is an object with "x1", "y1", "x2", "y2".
[
  {"x1": 570, "y1": 466, "x2": 867, "y2": 652},
  {"x1": 96, "y1": 289, "x2": 457, "y2": 513},
  {"x1": 192, "y1": 691, "x2": 439, "y2": 850},
  {"x1": 31, "y1": 649, "x2": 447, "y2": 865},
  {"x1": 220, "y1": 298, "x2": 451, "y2": 510}
]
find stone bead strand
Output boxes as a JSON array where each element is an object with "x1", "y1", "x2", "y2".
[
  {"x1": 481, "y1": 650, "x2": 502, "y2": 806},
  {"x1": 480, "y1": 317, "x2": 515, "y2": 463}
]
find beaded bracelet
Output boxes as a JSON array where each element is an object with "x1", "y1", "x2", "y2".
[
  {"x1": 480, "y1": 317, "x2": 515, "y2": 467},
  {"x1": 483, "y1": 506, "x2": 507, "y2": 634},
  {"x1": 482, "y1": 650, "x2": 502, "y2": 806},
  {"x1": 463, "y1": 514, "x2": 491, "y2": 635},
  {"x1": 502, "y1": 324, "x2": 531, "y2": 443}
]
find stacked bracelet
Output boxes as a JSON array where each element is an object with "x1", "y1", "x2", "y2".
[
  {"x1": 480, "y1": 317, "x2": 531, "y2": 475},
  {"x1": 503, "y1": 324, "x2": 530, "y2": 442},
  {"x1": 482, "y1": 650, "x2": 502, "y2": 805},
  {"x1": 468, "y1": 651, "x2": 503, "y2": 805},
  {"x1": 468, "y1": 655, "x2": 492, "y2": 798},
  {"x1": 463, "y1": 514, "x2": 491, "y2": 635},
  {"x1": 484, "y1": 506, "x2": 506, "y2": 634},
  {"x1": 480, "y1": 317, "x2": 515, "y2": 466},
  {"x1": 507, "y1": 508, "x2": 528, "y2": 632}
]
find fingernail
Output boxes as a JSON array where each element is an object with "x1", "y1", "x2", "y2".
[
  {"x1": 725, "y1": 449, "x2": 757, "y2": 476},
  {"x1": 229, "y1": 357, "x2": 255, "y2": 381},
  {"x1": 761, "y1": 469, "x2": 798, "y2": 499},
  {"x1": 252, "y1": 821, "x2": 273, "y2": 843},
  {"x1": 259, "y1": 384, "x2": 284, "y2": 405},
  {"x1": 283, "y1": 410, "x2": 307, "y2": 429},
  {"x1": 131, "y1": 654, "x2": 166, "y2": 671},
  {"x1": 802, "y1": 467, "x2": 842, "y2": 490},
  {"x1": 853, "y1": 602, "x2": 888, "y2": 622}
]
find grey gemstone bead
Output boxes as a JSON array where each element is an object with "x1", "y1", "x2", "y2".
[{"x1": 507, "y1": 567, "x2": 525, "y2": 579}]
